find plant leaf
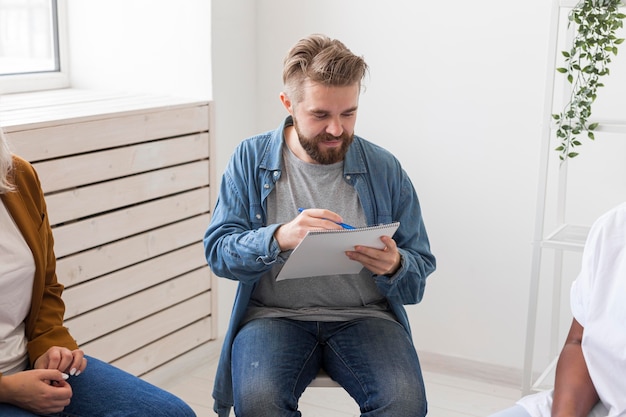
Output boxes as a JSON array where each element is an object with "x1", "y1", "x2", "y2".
[{"x1": 552, "y1": 0, "x2": 624, "y2": 160}]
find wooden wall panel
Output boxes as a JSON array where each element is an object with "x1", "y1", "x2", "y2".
[
  {"x1": 56, "y1": 214, "x2": 210, "y2": 287},
  {"x1": 52, "y1": 188, "x2": 209, "y2": 257},
  {"x1": 1, "y1": 90, "x2": 216, "y2": 377},
  {"x1": 45, "y1": 160, "x2": 210, "y2": 224}
]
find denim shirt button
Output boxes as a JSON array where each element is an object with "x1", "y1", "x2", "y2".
[
  {"x1": 255, "y1": 213, "x2": 261, "y2": 220},
  {"x1": 345, "y1": 175, "x2": 351, "y2": 180},
  {"x1": 264, "y1": 183, "x2": 270, "y2": 189}
]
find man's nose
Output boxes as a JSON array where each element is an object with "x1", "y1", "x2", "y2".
[{"x1": 326, "y1": 118, "x2": 343, "y2": 137}]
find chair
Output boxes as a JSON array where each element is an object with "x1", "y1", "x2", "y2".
[{"x1": 308, "y1": 369, "x2": 340, "y2": 387}]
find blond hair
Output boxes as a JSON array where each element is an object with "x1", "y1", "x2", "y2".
[
  {"x1": 0, "y1": 128, "x2": 15, "y2": 194},
  {"x1": 282, "y1": 34, "x2": 368, "y2": 103}
]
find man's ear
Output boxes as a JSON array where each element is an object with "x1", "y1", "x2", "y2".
[{"x1": 279, "y1": 92, "x2": 293, "y2": 115}]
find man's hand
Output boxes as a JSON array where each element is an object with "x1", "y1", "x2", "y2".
[
  {"x1": 274, "y1": 208, "x2": 344, "y2": 251},
  {"x1": 34, "y1": 346, "x2": 87, "y2": 377},
  {"x1": 346, "y1": 235, "x2": 401, "y2": 276},
  {"x1": 0, "y1": 369, "x2": 72, "y2": 414}
]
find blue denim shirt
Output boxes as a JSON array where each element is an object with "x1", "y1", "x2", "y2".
[{"x1": 203, "y1": 117, "x2": 436, "y2": 416}]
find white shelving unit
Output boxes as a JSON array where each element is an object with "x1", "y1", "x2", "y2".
[{"x1": 523, "y1": 0, "x2": 626, "y2": 394}]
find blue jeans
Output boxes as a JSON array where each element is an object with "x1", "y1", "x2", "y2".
[
  {"x1": 0, "y1": 356, "x2": 196, "y2": 417},
  {"x1": 231, "y1": 317, "x2": 427, "y2": 417}
]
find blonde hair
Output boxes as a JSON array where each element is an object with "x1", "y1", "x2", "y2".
[
  {"x1": 0, "y1": 128, "x2": 15, "y2": 194},
  {"x1": 282, "y1": 34, "x2": 368, "y2": 103}
]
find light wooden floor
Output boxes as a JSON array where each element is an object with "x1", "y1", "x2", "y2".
[{"x1": 145, "y1": 342, "x2": 524, "y2": 417}]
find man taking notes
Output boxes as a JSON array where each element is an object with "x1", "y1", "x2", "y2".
[{"x1": 203, "y1": 33, "x2": 436, "y2": 417}]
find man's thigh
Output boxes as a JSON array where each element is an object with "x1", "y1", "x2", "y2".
[
  {"x1": 322, "y1": 318, "x2": 426, "y2": 415},
  {"x1": 231, "y1": 319, "x2": 322, "y2": 399}
]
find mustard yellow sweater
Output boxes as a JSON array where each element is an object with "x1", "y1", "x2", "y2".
[{"x1": 0, "y1": 156, "x2": 78, "y2": 378}]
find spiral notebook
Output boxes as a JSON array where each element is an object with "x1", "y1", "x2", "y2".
[{"x1": 276, "y1": 222, "x2": 400, "y2": 280}]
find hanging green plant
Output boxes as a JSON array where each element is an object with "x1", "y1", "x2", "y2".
[{"x1": 553, "y1": 0, "x2": 625, "y2": 160}]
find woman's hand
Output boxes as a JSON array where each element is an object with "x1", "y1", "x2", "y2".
[
  {"x1": 34, "y1": 346, "x2": 87, "y2": 377},
  {"x1": 0, "y1": 369, "x2": 72, "y2": 414}
]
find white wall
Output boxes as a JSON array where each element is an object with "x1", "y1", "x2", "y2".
[
  {"x1": 66, "y1": 0, "x2": 212, "y2": 100},
  {"x1": 64, "y1": 0, "x2": 626, "y2": 375},
  {"x1": 212, "y1": 0, "x2": 553, "y2": 371},
  {"x1": 210, "y1": 0, "x2": 258, "y2": 337}
]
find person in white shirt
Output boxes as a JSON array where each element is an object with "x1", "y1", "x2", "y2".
[{"x1": 489, "y1": 202, "x2": 626, "y2": 417}]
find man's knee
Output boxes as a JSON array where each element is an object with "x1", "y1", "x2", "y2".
[
  {"x1": 234, "y1": 383, "x2": 298, "y2": 417},
  {"x1": 365, "y1": 373, "x2": 427, "y2": 417}
]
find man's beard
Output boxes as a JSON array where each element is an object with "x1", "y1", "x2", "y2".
[{"x1": 293, "y1": 120, "x2": 353, "y2": 164}]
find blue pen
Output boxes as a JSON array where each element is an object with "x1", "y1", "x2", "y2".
[{"x1": 297, "y1": 208, "x2": 356, "y2": 230}]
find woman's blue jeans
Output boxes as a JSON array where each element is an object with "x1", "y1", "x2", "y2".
[
  {"x1": 0, "y1": 356, "x2": 196, "y2": 417},
  {"x1": 231, "y1": 317, "x2": 427, "y2": 417}
]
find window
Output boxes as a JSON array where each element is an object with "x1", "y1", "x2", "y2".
[{"x1": 0, "y1": 0, "x2": 68, "y2": 94}]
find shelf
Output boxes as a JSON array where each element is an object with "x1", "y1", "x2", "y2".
[
  {"x1": 524, "y1": 0, "x2": 608, "y2": 394},
  {"x1": 592, "y1": 119, "x2": 626, "y2": 135},
  {"x1": 527, "y1": 0, "x2": 625, "y2": 393},
  {"x1": 541, "y1": 224, "x2": 589, "y2": 251},
  {"x1": 549, "y1": 119, "x2": 626, "y2": 135}
]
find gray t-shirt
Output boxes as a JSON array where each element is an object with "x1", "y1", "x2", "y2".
[{"x1": 242, "y1": 142, "x2": 396, "y2": 324}]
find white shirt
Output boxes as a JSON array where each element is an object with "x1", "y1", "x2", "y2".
[
  {"x1": 0, "y1": 199, "x2": 35, "y2": 374},
  {"x1": 519, "y1": 202, "x2": 626, "y2": 417}
]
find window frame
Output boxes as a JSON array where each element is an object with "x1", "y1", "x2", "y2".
[{"x1": 0, "y1": 0, "x2": 69, "y2": 95}]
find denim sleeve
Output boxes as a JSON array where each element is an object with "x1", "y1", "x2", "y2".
[
  {"x1": 203, "y1": 164, "x2": 283, "y2": 284},
  {"x1": 373, "y1": 174, "x2": 436, "y2": 305}
]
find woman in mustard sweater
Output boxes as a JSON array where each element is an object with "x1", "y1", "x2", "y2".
[{"x1": 0, "y1": 129, "x2": 196, "y2": 417}]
